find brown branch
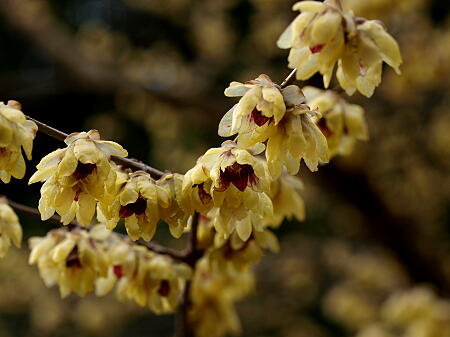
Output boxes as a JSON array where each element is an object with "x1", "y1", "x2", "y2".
[
  {"x1": 4, "y1": 196, "x2": 186, "y2": 261},
  {"x1": 175, "y1": 212, "x2": 201, "y2": 337},
  {"x1": 27, "y1": 115, "x2": 165, "y2": 179}
]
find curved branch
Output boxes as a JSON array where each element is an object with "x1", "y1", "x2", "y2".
[{"x1": 27, "y1": 115, "x2": 165, "y2": 179}]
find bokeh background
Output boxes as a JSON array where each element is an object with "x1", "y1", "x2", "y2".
[{"x1": 0, "y1": 0, "x2": 450, "y2": 336}]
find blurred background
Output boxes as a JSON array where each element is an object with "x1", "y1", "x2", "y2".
[{"x1": 0, "y1": 0, "x2": 450, "y2": 336}]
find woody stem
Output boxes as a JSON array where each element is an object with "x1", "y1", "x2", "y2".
[
  {"x1": 26, "y1": 115, "x2": 165, "y2": 179},
  {"x1": 3, "y1": 196, "x2": 186, "y2": 261}
]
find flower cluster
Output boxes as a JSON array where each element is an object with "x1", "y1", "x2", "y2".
[
  {"x1": 0, "y1": 100, "x2": 37, "y2": 183},
  {"x1": 0, "y1": 198, "x2": 23, "y2": 257},
  {"x1": 183, "y1": 140, "x2": 273, "y2": 241},
  {"x1": 303, "y1": 86, "x2": 368, "y2": 157},
  {"x1": 219, "y1": 74, "x2": 328, "y2": 177},
  {"x1": 29, "y1": 225, "x2": 191, "y2": 313},
  {"x1": 96, "y1": 240, "x2": 191, "y2": 314},
  {"x1": 29, "y1": 130, "x2": 128, "y2": 226},
  {"x1": 188, "y1": 259, "x2": 254, "y2": 337},
  {"x1": 29, "y1": 226, "x2": 110, "y2": 297},
  {"x1": 277, "y1": 0, "x2": 402, "y2": 97}
]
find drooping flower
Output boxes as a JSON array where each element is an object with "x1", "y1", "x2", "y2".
[
  {"x1": 0, "y1": 101, "x2": 37, "y2": 183},
  {"x1": 277, "y1": 0, "x2": 402, "y2": 97},
  {"x1": 304, "y1": 86, "x2": 368, "y2": 157},
  {"x1": 99, "y1": 171, "x2": 170, "y2": 241},
  {"x1": 183, "y1": 141, "x2": 273, "y2": 241},
  {"x1": 189, "y1": 259, "x2": 254, "y2": 337},
  {"x1": 0, "y1": 198, "x2": 23, "y2": 257},
  {"x1": 208, "y1": 228, "x2": 279, "y2": 274},
  {"x1": 29, "y1": 130, "x2": 128, "y2": 226},
  {"x1": 220, "y1": 76, "x2": 328, "y2": 177},
  {"x1": 96, "y1": 242, "x2": 191, "y2": 314},
  {"x1": 156, "y1": 173, "x2": 193, "y2": 238},
  {"x1": 265, "y1": 171, "x2": 305, "y2": 228},
  {"x1": 29, "y1": 226, "x2": 110, "y2": 297}
]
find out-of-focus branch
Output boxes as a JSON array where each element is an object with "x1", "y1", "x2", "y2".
[
  {"x1": 315, "y1": 164, "x2": 450, "y2": 296},
  {"x1": 0, "y1": 0, "x2": 218, "y2": 112},
  {"x1": 27, "y1": 115, "x2": 165, "y2": 179}
]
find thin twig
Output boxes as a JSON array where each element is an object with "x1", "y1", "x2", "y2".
[
  {"x1": 26, "y1": 115, "x2": 165, "y2": 179},
  {"x1": 4, "y1": 196, "x2": 186, "y2": 261},
  {"x1": 280, "y1": 68, "x2": 297, "y2": 88}
]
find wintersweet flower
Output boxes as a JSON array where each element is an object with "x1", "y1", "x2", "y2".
[
  {"x1": 220, "y1": 77, "x2": 328, "y2": 177},
  {"x1": 220, "y1": 74, "x2": 289, "y2": 136},
  {"x1": 265, "y1": 171, "x2": 305, "y2": 228},
  {"x1": 0, "y1": 198, "x2": 23, "y2": 257},
  {"x1": 96, "y1": 243, "x2": 191, "y2": 314},
  {"x1": 277, "y1": 0, "x2": 402, "y2": 97},
  {"x1": 304, "y1": 86, "x2": 368, "y2": 157},
  {"x1": 208, "y1": 228, "x2": 279, "y2": 274},
  {"x1": 156, "y1": 173, "x2": 193, "y2": 238},
  {"x1": 99, "y1": 171, "x2": 170, "y2": 241},
  {"x1": 29, "y1": 130, "x2": 128, "y2": 226},
  {"x1": 0, "y1": 100, "x2": 37, "y2": 183},
  {"x1": 29, "y1": 226, "x2": 110, "y2": 297},
  {"x1": 183, "y1": 141, "x2": 273, "y2": 241},
  {"x1": 189, "y1": 259, "x2": 254, "y2": 337}
]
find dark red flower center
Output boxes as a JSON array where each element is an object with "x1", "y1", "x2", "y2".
[
  {"x1": 66, "y1": 246, "x2": 82, "y2": 269},
  {"x1": 119, "y1": 197, "x2": 147, "y2": 218},
  {"x1": 73, "y1": 162, "x2": 97, "y2": 180},
  {"x1": 158, "y1": 280, "x2": 170, "y2": 297},
  {"x1": 219, "y1": 162, "x2": 258, "y2": 192},
  {"x1": 113, "y1": 265, "x2": 123, "y2": 278},
  {"x1": 250, "y1": 107, "x2": 272, "y2": 127},
  {"x1": 0, "y1": 147, "x2": 6, "y2": 155},
  {"x1": 317, "y1": 118, "x2": 333, "y2": 138},
  {"x1": 194, "y1": 183, "x2": 212, "y2": 205},
  {"x1": 310, "y1": 44, "x2": 325, "y2": 53}
]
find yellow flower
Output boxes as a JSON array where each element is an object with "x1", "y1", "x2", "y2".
[
  {"x1": 189, "y1": 259, "x2": 254, "y2": 337},
  {"x1": 266, "y1": 171, "x2": 305, "y2": 228},
  {"x1": 220, "y1": 74, "x2": 289, "y2": 136},
  {"x1": 183, "y1": 141, "x2": 273, "y2": 241},
  {"x1": 29, "y1": 226, "x2": 110, "y2": 298},
  {"x1": 304, "y1": 86, "x2": 368, "y2": 157},
  {"x1": 99, "y1": 171, "x2": 170, "y2": 241},
  {"x1": 29, "y1": 130, "x2": 128, "y2": 226},
  {"x1": 96, "y1": 242, "x2": 191, "y2": 314},
  {"x1": 0, "y1": 198, "x2": 23, "y2": 257},
  {"x1": 156, "y1": 173, "x2": 193, "y2": 238},
  {"x1": 0, "y1": 100, "x2": 37, "y2": 183},
  {"x1": 277, "y1": 0, "x2": 402, "y2": 97},
  {"x1": 208, "y1": 228, "x2": 279, "y2": 274},
  {"x1": 264, "y1": 103, "x2": 328, "y2": 178},
  {"x1": 221, "y1": 79, "x2": 328, "y2": 177},
  {"x1": 336, "y1": 19, "x2": 402, "y2": 97}
]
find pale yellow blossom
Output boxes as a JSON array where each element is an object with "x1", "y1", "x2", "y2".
[
  {"x1": 96, "y1": 242, "x2": 191, "y2": 314},
  {"x1": 277, "y1": 0, "x2": 402, "y2": 97},
  {"x1": 29, "y1": 226, "x2": 110, "y2": 297},
  {"x1": 183, "y1": 141, "x2": 273, "y2": 241},
  {"x1": 0, "y1": 198, "x2": 23, "y2": 257},
  {"x1": 0, "y1": 100, "x2": 37, "y2": 183},
  {"x1": 266, "y1": 171, "x2": 305, "y2": 228},
  {"x1": 29, "y1": 130, "x2": 128, "y2": 226},
  {"x1": 189, "y1": 259, "x2": 254, "y2": 337},
  {"x1": 99, "y1": 171, "x2": 169, "y2": 241},
  {"x1": 304, "y1": 86, "x2": 368, "y2": 157}
]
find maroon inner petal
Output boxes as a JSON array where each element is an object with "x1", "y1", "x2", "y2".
[
  {"x1": 251, "y1": 107, "x2": 272, "y2": 127},
  {"x1": 119, "y1": 197, "x2": 147, "y2": 218},
  {"x1": 158, "y1": 280, "x2": 171, "y2": 297},
  {"x1": 66, "y1": 245, "x2": 82, "y2": 269},
  {"x1": 219, "y1": 162, "x2": 258, "y2": 192},
  {"x1": 73, "y1": 162, "x2": 97, "y2": 180}
]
